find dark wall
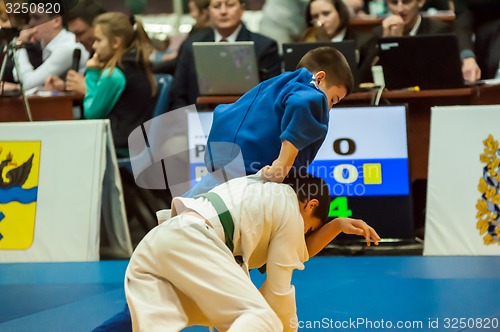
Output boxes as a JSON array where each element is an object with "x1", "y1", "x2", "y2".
[
  {"x1": 101, "y1": 0, "x2": 264, "y2": 15},
  {"x1": 102, "y1": 0, "x2": 173, "y2": 15}
]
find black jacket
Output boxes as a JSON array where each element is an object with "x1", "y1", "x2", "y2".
[
  {"x1": 454, "y1": 0, "x2": 500, "y2": 79},
  {"x1": 108, "y1": 53, "x2": 155, "y2": 150},
  {"x1": 474, "y1": 19, "x2": 500, "y2": 79}
]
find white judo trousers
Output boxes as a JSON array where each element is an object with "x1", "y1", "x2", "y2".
[{"x1": 125, "y1": 215, "x2": 283, "y2": 332}]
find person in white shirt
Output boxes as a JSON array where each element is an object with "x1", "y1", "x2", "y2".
[
  {"x1": 44, "y1": 0, "x2": 106, "y2": 95},
  {"x1": 125, "y1": 172, "x2": 380, "y2": 331},
  {"x1": 14, "y1": 9, "x2": 88, "y2": 90}
]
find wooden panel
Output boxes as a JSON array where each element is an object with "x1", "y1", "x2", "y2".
[
  {"x1": 349, "y1": 11, "x2": 455, "y2": 33},
  {"x1": 0, "y1": 94, "x2": 75, "y2": 122}
]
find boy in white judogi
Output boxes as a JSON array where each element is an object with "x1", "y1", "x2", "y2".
[{"x1": 125, "y1": 173, "x2": 379, "y2": 331}]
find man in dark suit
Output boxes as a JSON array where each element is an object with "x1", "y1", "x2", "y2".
[
  {"x1": 169, "y1": 0, "x2": 281, "y2": 111},
  {"x1": 358, "y1": 0, "x2": 451, "y2": 83},
  {"x1": 454, "y1": 0, "x2": 500, "y2": 81}
]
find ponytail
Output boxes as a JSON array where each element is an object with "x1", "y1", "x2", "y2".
[
  {"x1": 129, "y1": 15, "x2": 156, "y2": 96},
  {"x1": 94, "y1": 12, "x2": 157, "y2": 96}
]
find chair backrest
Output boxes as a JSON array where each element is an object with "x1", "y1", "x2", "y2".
[{"x1": 153, "y1": 74, "x2": 174, "y2": 118}]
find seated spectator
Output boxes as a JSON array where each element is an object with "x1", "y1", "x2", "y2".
[
  {"x1": 169, "y1": 0, "x2": 281, "y2": 110},
  {"x1": 152, "y1": 0, "x2": 211, "y2": 75},
  {"x1": 81, "y1": 13, "x2": 169, "y2": 264},
  {"x1": 301, "y1": 0, "x2": 370, "y2": 49},
  {"x1": 0, "y1": 0, "x2": 42, "y2": 87},
  {"x1": 45, "y1": 0, "x2": 106, "y2": 95},
  {"x1": 358, "y1": 0, "x2": 451, "y2": 83},
  {"x1": 12, "y1": 5, "x2": 88, "y2": 90},
  {"x1": 65, "y1": 0, "x2": 105, "y2": 54},
  {"x1": 82, "y1": 12, "x2": 156, "y2": 157},
  {"x1": 454, "y1": 0, "x2": 500, "y2": 81},
  {"x1": 188, "y1": 0, "x2": 212, "y2": 34}
]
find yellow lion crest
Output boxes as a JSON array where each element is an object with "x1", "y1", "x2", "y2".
[{"x1": 477, "y1": 135, "x2": 500, "y2": 245}]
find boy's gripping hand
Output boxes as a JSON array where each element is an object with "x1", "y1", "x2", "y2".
[
  {"x1": 336, "y1": 218, "x2": 380, "y2": 246},
  {"x1": 261, "y1": 140, "x2": 299, "y2": 183},
  {"x1": 261, "y1": 164, "x2": 287, "y2": 183}
]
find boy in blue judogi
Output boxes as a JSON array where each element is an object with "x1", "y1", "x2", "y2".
[{"x1": 185, "y1": 46, "x2": 354, "y2": 196}]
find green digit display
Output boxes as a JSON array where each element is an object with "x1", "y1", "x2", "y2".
[{"x1": 328, "y1": 197, "x2": 352, "y2": 218}]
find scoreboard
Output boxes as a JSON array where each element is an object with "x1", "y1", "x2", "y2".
[{"x1": 187, "y1": 106, "x2": 413, "y2": 241}]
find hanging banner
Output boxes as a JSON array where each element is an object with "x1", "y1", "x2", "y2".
[
  {"x1": 0, "y1": 120, "x2": 131, "y2": 262},
  {"x1": 425, "y1": 105, "x2": 500, "y2": 255}
]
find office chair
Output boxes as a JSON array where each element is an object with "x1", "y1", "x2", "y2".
[
  {"x1": 117, "y1": 74, "x2": 174, "y2": 237},
  {"x1": 151, "y1": 74, "x2": 174, "y2": 118}
]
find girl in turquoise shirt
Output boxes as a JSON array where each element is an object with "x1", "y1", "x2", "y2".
[{"x1": 84, "y1": 12, "x2": 157, "y2": 156}]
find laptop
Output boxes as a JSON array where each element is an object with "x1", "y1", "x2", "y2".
[
  {"x1": 377, "y1": 34, "x2": 465, "y2": 90},
  {"x1": 192, "y1": 41, "x2": 259, "y2": 95},
  {"x1": 282, "y1": 41, "x2": 360, "y2": 87}
]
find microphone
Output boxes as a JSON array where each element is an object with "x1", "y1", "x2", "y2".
[{"x1": 71, "y1": 48, "x2": 81, "y2": 72}]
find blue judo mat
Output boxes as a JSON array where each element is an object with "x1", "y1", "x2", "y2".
[{"x1": 0, "y1": 256, "x2": 499, "y2": 332}]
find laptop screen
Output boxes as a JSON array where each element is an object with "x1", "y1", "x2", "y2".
[
  {"x1": 377, "y1": 34, "x2": 465, "y2": 90},
  {"x1": 192, "y1": 41, "x2": 260, "y2": 96},
  {"x1": 282, "y1": 41, "x2": 360, "y2": 87}
]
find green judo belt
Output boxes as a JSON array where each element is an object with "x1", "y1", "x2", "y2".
[
  {"x1": 196, "y1": 192, "x2": 235, "y2": 252},
  {"x1": 196, "y1": 192, "x2": 267, "y2": 274}
]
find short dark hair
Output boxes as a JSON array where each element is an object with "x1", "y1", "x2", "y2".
[
  {"x1": 209, "y1": 0, "x2": 246, "y2": 5},
  {"x1": 192, "y1": 0, "x2": 210, "y2": 11},
  {"x1": 297, "y1": 46, "x2": 354, "y2": 95},
  {"x1": 3, "y1": 0, "x2": 30, "y2": 27},
  {"x1": 283, "y1": 172, "x2": 331, "y2": 226},
  {"x1": 29, "y1": 0, "x2": 79, "y2": 18},
  {"x1": 64, "y1": 0, "x2": 106, "y2": 26}
]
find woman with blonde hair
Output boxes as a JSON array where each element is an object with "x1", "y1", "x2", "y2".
[{"x1": 84, "y1": 12, "x2": 156, "y2": 156}]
